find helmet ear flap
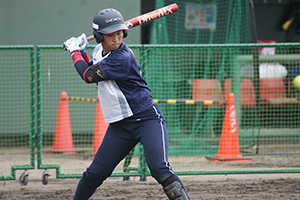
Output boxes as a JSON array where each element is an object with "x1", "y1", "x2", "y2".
[
  {"x1": 123, "y1": 30, "x2": 128, "y2": 38},
  {"x1": 93, "y1": 30, "x2": 103, "y2": 43}
]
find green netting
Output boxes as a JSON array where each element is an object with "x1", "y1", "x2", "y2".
[
  {"x1": 148, "y1": 0, "x2": 254, "y2": 157},
  {"x1": 150, "y1": 0, "x2": 252, "y2": 44},
  {"x1": 0, "y1": 46, "x2": 35, "y2": 181},
  {"x1": 145, "y1": 43, "x2": 300, "y2": 171},
  {"x1": 36, "y1": 43, "x2": 300, "y2": 177}
]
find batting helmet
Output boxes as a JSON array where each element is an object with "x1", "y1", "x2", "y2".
[{"x1": 92, "y1": 8, "x2": 128, "y2": 43}]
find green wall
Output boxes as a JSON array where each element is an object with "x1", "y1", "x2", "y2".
[{"x1": 0, "y1": 0, "x2": 141, "y2": 45}]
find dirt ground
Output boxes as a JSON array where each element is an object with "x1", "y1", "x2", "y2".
[{"x1": 1, "y1": 172, "x2": 300, "y2": 200}]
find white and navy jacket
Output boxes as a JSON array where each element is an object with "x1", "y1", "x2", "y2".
[{"x1": 75, "y1": 42, "x2": 154, "y2": 123}]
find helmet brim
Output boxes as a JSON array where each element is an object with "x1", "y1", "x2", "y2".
[{"x1": 99, "y1": 23, "x2": 128, "y2": 34}]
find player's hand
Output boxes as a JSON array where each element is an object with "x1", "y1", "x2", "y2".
[
  {"x1": 63, "y1": 37, "x2": 80, "y2": 54},
  {"x1": 77, "y1": 33, "x2": 89, "y2": 55}
]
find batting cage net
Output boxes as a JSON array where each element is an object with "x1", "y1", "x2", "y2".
[{"x1": 150, "y1": 0, "x2": 252, "y2": 44}]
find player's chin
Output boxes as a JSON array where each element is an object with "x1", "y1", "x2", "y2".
[{"x1": 111, "y1": 43, "x2": 121, "y2": 50}]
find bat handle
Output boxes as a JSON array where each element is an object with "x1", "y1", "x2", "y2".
[
  {"x1": 87, "y1": 35, "x2": 95, "y2": 41},
  {"x1": 63, "y1": 44, "x2": 68, "y2": 51}
]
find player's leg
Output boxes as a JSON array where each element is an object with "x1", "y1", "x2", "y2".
[
  {"x1": 140, "y1": 123, "x2": 189, "y2": 199},
  {"x1": 73, "y1": 123, "x2": 137, "y2": 200},
  {"x1": 134, "y1": 104, "x2": 190, "y2": 200}
]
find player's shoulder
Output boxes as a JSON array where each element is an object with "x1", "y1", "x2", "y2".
[{"x1": 118, "y1": 42, "x2": 131, "y2": 53}]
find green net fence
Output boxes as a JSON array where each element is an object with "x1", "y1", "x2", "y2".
[
  {"x1": 1, "y1": 43, "x2": 300, "y2": 185},
  {"x1": 0, "y1": 46, "x2": 35, "y2": 182},
  {"x1": 144, "y1": 43, "x2": 300, "y2": 161}
]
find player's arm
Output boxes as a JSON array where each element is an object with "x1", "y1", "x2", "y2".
[
  {"x1": 82, "y1": 63, "x2": 104, "y2": 83},
  {"x1": 64, "y1": 37, "x2": 104, "y2": 83}
]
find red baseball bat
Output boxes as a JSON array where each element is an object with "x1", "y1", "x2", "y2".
[{"x1": 86, "y1": 3, "x2": 178, "y2": 41}]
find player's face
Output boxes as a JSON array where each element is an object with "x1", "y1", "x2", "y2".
[{"x1": 102, "y1": 30, "x2": 123, "y2": 55}]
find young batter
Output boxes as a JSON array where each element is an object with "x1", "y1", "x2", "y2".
[{"x1": 64, "y1": 8, "x2": 190, "y2": 200}]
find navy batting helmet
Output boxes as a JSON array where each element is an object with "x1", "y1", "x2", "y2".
[{"x1": 92, "y1": 8, "x2": 128, "y2": 43}]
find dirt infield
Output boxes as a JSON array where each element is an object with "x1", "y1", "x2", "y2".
[{"x1": 1, "y1": 172, "x2": 300, "y2": 199}]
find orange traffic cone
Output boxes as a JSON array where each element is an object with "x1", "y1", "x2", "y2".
[
  {"x1": 206, "y1": 93, "x2": 251, "y2": 162},
  {"x1": 51, "y1": 91, "x2": 75, "y2": 154},
  {"x1": 85, "y1": 96, "x2": 108, "y2": 159}
]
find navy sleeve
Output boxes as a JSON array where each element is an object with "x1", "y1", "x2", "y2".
[{"x1": 74, "y1": 60, "x2": 91, "y2": 80}]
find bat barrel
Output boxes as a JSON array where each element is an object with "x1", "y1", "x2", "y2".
[{"x1": 124, "y1": 3, "x2": 178, "y2": 28}]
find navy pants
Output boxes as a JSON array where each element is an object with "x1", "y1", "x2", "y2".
[{"x1": 74, "y1": 104, "x2": 175, "y2": 199}]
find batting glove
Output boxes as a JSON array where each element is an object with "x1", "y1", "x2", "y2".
[
  {"x1": 77, "y1": 33, "x2": 89, "y2": 55},
  {"x1": 63, "y1": 37, "x2": 80, "y2": 54}
]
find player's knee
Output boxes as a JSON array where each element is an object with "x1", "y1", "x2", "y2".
[
  {"x1": 147, "y1": 162, "x2": 173, "y2": 182},
  {"x1": 82, "y1": 168, "x2": 108, "y2": 188}
]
